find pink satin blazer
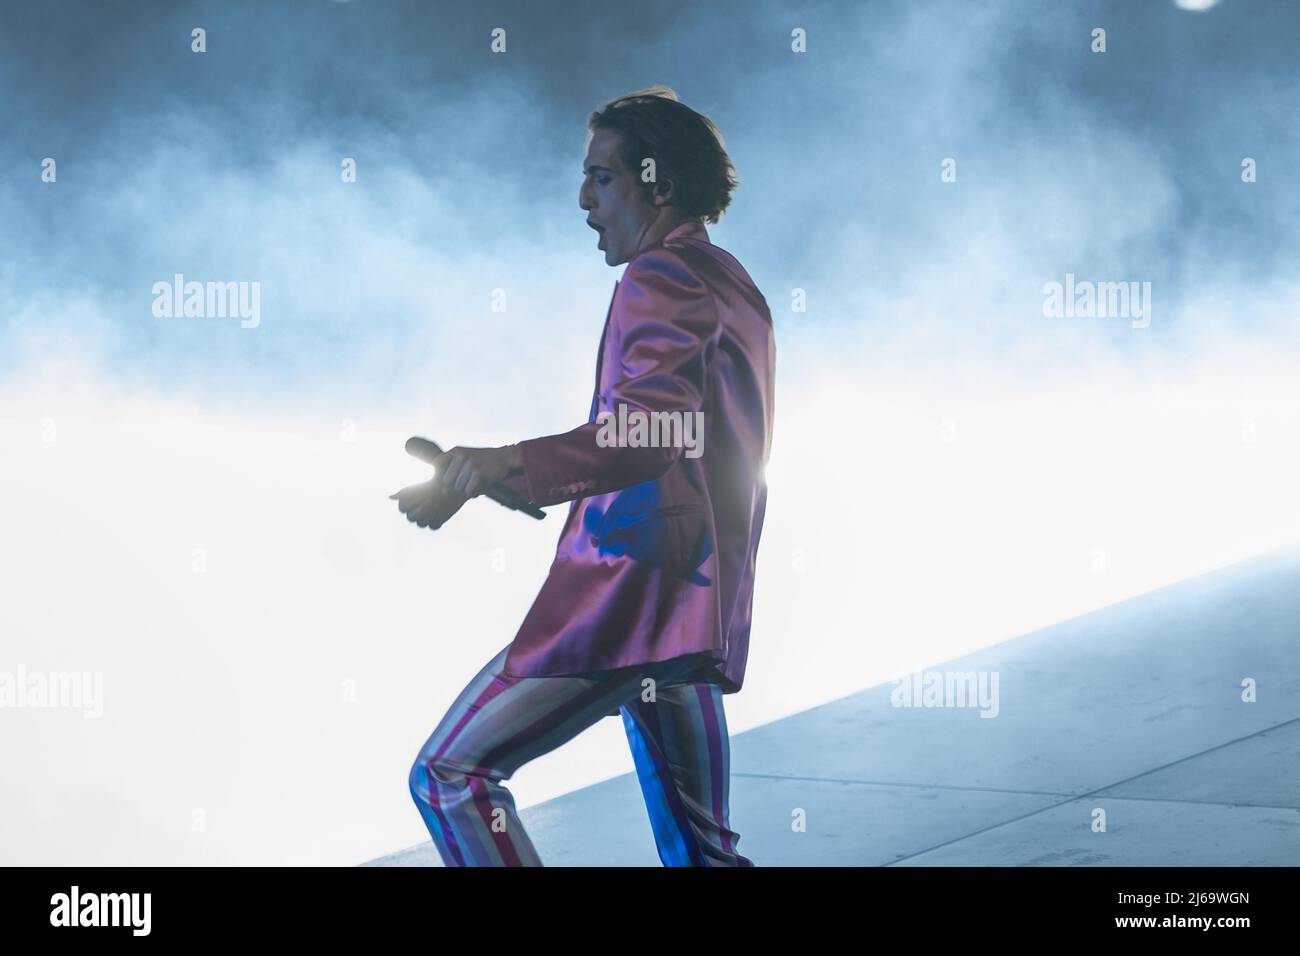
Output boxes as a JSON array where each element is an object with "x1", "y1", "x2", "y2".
[{"x1": 499, "y1": 220, "x2": 775, "y2": 710}]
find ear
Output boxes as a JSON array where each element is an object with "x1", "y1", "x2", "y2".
[{"x1": 650, "y1": 177, "x2": 676, "y2": 208}]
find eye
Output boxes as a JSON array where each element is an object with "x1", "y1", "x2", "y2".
[{"x1": 596, "y1": 175, "x2": 611, "y2": 186}]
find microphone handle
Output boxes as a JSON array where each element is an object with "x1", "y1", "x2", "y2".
[{"x1": 404, "y1": 436, "x2": 546, "y2": 520}]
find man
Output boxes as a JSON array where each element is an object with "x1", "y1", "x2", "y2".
[{"x1": 395, "y1": 86, "x2": 775, "y2": 866}]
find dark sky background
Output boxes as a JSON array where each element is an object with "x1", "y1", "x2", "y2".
[{"x1": 1, "y1": 0, "x2": 1297, "y2": 419}]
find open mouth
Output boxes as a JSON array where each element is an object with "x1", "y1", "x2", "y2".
[{"x1": 588, "y1": 221, "x2": 606, "y2": 247}]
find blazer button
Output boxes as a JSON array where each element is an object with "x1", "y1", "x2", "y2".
[{"x1": 589, "y1": 535, "x2": 599, "y2": 546}]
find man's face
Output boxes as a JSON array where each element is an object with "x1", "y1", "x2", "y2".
[{"x1": 579, "y1": 127, "x2": 657, "y2": 266}]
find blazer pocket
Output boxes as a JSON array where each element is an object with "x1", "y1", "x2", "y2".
[
  {"x1": 653, "y1": 504, "x2": 706, "y2": 518},
  {"x1": 655, "y1": 508, "x2": 710, "y2": 581}
]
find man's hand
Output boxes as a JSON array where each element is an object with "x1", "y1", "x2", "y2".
[
  {"x1": 389, "y1": 478, "x2": 469, "y2": 530},
  {"x1": 432, "y1": 445, "x2": 523, "y2": 498}
]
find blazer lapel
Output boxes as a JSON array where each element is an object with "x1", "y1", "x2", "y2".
[{"x1": 587, "y1": 280, "x2": 619, "y2": 423}]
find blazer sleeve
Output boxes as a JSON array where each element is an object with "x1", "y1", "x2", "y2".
[{"x1": 508, "y1": 247, "x2": 720, "y2": 507}]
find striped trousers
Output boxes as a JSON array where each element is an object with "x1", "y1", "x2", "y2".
[{"x1": 408, "y1": 642, "x2": 753, "y2": 866}]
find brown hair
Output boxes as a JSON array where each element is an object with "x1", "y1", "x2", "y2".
[{"x1": 588, "y1": 85, "x2": 739, "y2": 224}]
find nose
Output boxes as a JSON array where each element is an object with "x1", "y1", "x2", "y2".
[{"x1": 579, "y1": 176, "x2": 595, "y2": 211}]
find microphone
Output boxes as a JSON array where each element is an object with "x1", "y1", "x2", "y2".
[{"x1": 404, "y1": 436, "x2": 546, "y2": 521}]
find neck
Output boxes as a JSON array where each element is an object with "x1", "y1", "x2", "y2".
[{"x1": 634, "y1": 209, "x2": 691, "y2": 257}]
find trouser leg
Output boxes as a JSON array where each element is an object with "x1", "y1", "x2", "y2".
[
  {"x1": 408, "y1": 643, "x2": 703, "y2": 866},
  {"x1": 621, "y1": 679, "x2": 754, "y2": 866}
]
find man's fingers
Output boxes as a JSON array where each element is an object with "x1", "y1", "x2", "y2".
[
  {"x1": 408, "y1": 495, "x2": 438, "y2": 524},
  {"x1": 425, "y1": 489, "x2": 469, "y2": 528},
  {"x1": 391, "y1": 481, "x2": 424, "y2": 513},
  {"x1": 437, "y1": 452, "x2": 464, "y2": 492},
  {"x1": 392, "y1": 471, "x2": 470, "y2": 531},
  {"x1": 391, "y1": 479, "x2": 439, "y2": 522},
  {"x1": 429, "y1": 451, "x2": 451, "y2": 487},
  {"x1": 411, "y1": 490, "x2": 458, "y2": 526}
]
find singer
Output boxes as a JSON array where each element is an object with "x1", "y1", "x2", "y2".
[{"x1": 394, "y1": 86, "x2": 776, "y2": 866}]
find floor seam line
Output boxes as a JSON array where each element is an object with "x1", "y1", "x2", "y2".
[{"x1": 879, "y1": 716, "x2": 1300, "y2": 865}]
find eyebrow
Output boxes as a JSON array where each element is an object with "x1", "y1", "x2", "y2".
[{"x1": 582, "y1": 164, "x2": 614, "y2": 175}]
